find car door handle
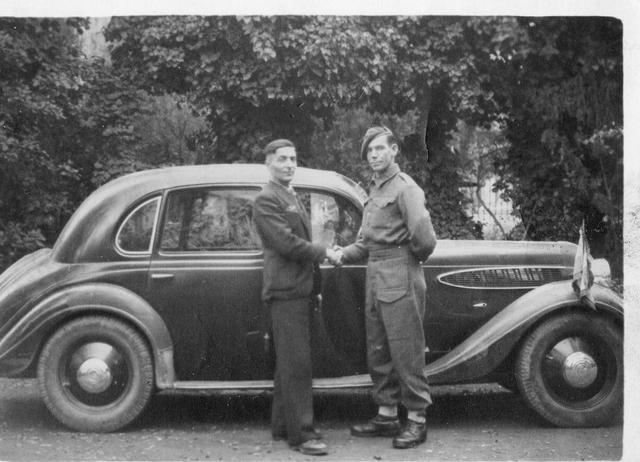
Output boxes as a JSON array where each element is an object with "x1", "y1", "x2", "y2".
[{"x1": 150, "y1": 273, "x2": 175, "y2": 280}]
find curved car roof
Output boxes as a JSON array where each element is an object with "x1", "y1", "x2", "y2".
[
  {"x1": 98, "y1": 164, "x2": 366, "y2": 200},
  {"x1": 52, "y1": 164, "x2": 366, "y2": 263}
]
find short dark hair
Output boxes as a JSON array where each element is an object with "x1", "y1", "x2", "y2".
[
  {"x1": 360, "y1": 126, "x2": 398, "y2": 159},
  {"x1": 263, "y1": 139, "x2": 295, "y2": 157}
]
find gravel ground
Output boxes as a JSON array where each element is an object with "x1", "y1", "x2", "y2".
[{"x1": 0, "y1": 379, "x2": 624, "y2": 461}]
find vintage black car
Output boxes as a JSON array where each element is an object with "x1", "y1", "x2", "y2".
[{"x1": 0, "y1": 164, "x2": 623, "y2": 432}]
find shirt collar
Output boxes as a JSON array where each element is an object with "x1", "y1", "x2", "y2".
[
  {"x1": 269, "y1": 179, "x2": 296, "y2": 195},
  {"x1": 370, "y1": 163, "x2": 401, "y2": 188}
]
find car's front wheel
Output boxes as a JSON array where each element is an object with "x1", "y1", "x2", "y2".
[
  {"x1": 37, "y1": 316, "x2": 154, "y2": 432},
  {"x1": 515, "y1": 311, "x2": 622, "y2": 427}
]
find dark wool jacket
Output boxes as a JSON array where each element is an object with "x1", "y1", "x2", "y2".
[{"x1": 254, "y1": 180, "x2": 326, "y2": 302}]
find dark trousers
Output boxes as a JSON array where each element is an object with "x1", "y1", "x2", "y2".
[
  {"x1": 365, "y1": 247, "x2": 432, "y2": 413},
  {"x1": 270, "y1": 297, "x2": 316, "y2": 446}
]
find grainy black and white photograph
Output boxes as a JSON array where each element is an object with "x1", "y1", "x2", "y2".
[{"x1": 0, "y1": 1, "x2": 637, "y2": 461}]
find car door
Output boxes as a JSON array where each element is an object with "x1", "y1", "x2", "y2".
[
  {"x1": 145, "y1": 186, "x2": 268, "y2": 381},
  {"x1": 295, "y1": 188, "x2": 369, "y2": 378}
]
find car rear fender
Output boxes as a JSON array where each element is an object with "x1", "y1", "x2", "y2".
[
  {"x1": 0, "y1": 282, "x2": 176, "y2": 387},
  {"x1": 425, "y1": 280, "x2": 623, "y2": 383}
]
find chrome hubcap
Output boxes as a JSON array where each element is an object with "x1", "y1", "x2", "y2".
[
  {"x1": 542, "y1": 333, "x2": 616, "y2": 408},
  {"x1": 63, "y1": 341, "x2": 129, "y2": 406},
  {"x1": 562, "y1": 351, "x2": 598, "y2": 388},
  {"x1": 76, "y1": 358, "x2": 113, "y2": 393}
]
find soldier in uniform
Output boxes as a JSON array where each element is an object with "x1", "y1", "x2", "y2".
[
  {"x1": 253, "y1": 138, "x2": 340, "y2": 456},
  {"x1": 334, "y1": 126, "x2": 437, "y2": 449}
]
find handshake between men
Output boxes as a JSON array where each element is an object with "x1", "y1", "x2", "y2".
[{"x1": 325, "y1": 246, "x2": 344, "y2": 266}]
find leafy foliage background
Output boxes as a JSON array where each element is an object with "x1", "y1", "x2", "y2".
[{"x1": 0, "y1": 16, "x2": 623, "y2": 278}]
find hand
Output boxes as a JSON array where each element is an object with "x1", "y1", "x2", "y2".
[
  {"x1": 326, "y1": 248, "x2": 343, "y2": 266},
  {"x1": 332, "y1": 245, "x2": 345, "y2": 265}
]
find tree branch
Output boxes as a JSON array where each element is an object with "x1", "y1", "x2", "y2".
[{"x1": 416, "y1": 87, "x2": 432, "y2": 162}]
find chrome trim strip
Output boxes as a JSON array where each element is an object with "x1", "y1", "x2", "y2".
[
  {"x1": 436, "y1": 265, "x2": 571, "y2": 290},
  {"x1": 422, "y1": 264, "x2": 561, "y2": 268},
  {"x1": 166, "y1": 375, "x2": 373, "y2": 391},
  {"x1": 150, "y1": 273, "x2": 175, "y2": 280},
  {"x1": 146, "y1": 265, "x2": 371, "y2": 271},
  {"x1": 147, "y1": 266, "x2": 264, "y2": 271},
  {"x1": 158, "y1": 250, "x2": 263, "y2": 258}
]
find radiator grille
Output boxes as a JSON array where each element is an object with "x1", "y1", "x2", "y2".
[{"x1": 438, "y1": 267, "x2": 566, "y2": 289}]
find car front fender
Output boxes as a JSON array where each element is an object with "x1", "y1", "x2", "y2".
[
  {"x1": 0, "y1": 283, "x2": 175, "y2": 387},
  {"x1": 425, "y1": 280, "x2": 623, "y2": 384}
]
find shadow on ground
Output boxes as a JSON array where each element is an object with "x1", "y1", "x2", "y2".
[
  {"x1": 131, "y1": 385, "x2": 547, "y2": 431},
  {"x1": 0, "y1": 381, "x2": 572, "y2": 433}
]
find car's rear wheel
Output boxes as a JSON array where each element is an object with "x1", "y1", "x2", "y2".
[
  {"x1": 37, "y1": 316, "x2": 154, "y2": 432},
  {"x1": 515, "y1": 311, "x2": 622, "y2": 427}
]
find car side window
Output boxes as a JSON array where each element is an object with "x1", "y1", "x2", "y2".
[
  {"x1": 160, "y1": 188, "x2": 261, "y2": 251},
  {"x1": 298, "y1": 191, "x2": 361, "y2": 248},
  {"x1": 116, "y1": 197, "x2": 161, "y2": 254}
]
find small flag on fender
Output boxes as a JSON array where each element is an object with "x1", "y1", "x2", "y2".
[{"x1": 572, "y1": 221, "x2": 596, "y2": 310}]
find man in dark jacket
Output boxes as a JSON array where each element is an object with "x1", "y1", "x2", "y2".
[
  {"x1": 334, "y1": 126, "x2": 437, "y2": 449},
  {"x1": 253, "y1": 138, "x2": 339, "y2": 456}
]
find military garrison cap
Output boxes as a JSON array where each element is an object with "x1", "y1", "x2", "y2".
[{"x1": 360, "y1": 126, "x2": 396, "y2": 160}]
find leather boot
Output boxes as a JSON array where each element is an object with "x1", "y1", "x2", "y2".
[
  {"x1": 392, "y1": 419, "x2": 427, "y2": 449},
  {"x1": 351, "y1": 414, "x2": 401, "y2": 437}
]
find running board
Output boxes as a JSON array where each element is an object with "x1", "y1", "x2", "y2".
[{"x1": 166, "y1": 374, "x2": 373, "y2": 392}]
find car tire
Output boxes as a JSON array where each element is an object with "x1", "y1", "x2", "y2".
[
  {"x1": 37, "y1": 316, "x2": 154, "y2": 432},
  {"x1": 515, "y1": 311, "x2": 622, "y2": 427}
]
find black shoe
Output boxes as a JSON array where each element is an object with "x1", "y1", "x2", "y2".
[
  {"x1": 392, "y1": 419, "x2": 427, "y2": 449},
  {"x1": 351, "y1": 414, "x2": 401, "y2": 437},
  {"x1": 292, "y1": 439, "x2": 328, "y2": 456},
  {"x1": 274, "y1": 428, "x2": 322, "y2": 442}
]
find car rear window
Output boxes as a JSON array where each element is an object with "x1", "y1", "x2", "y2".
[{"x1": 116, "y1": 197, "x2": 161, "y2": 254}]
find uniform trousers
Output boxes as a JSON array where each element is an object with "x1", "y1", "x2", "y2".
[
  {"x1": 365, "y1": 246, "x2": 432, "y2": 413},
  {"x1": 269, "y1": 297, "x2": 317, "y2": 446}
]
